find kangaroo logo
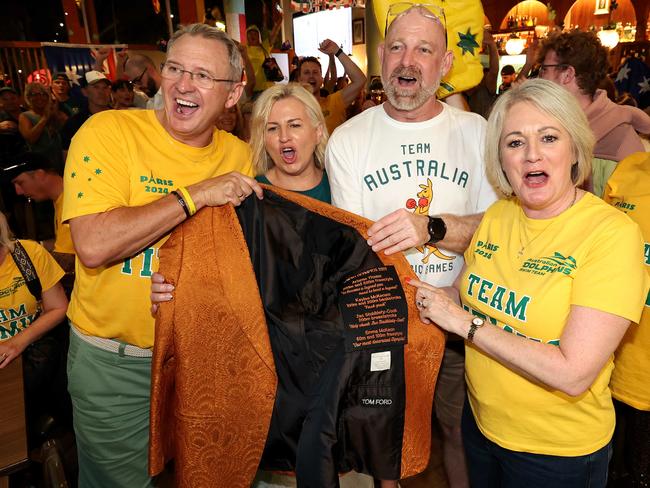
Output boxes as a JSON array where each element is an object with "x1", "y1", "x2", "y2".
[{"x1": 405, "y1": 178, "x2": 455, "y2": 263}]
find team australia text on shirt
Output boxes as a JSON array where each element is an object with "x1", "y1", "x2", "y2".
[{"x1": 363, "y1": 142, "x2": 470, "y2": 192}]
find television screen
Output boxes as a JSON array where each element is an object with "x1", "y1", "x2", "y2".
[{"x1": 292, "y1": 7, "x2": 353, "y2": 76}]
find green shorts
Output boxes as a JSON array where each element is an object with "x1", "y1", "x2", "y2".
[{"x1": 67, "y1": 324, "x2": 154, "y2": 488}]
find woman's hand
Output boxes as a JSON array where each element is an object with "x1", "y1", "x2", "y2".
[
  {"x1": 406, "y1": 278, "x2": 470, "y2": 336},
  {"x1": 0, "y1": 334, "x2": 29, "y2": 368},
  {"x1": 151, "y1": 272, "x2": 174, "y2": 315}
]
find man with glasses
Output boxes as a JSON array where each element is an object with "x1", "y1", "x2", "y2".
[
  {"x1": 537, "y1": 30, "x2": 650, "y2": 196},
  {"x1": 326, "y1": 5, "x2": 497, "y2": 487},
  {"x1": 123, "y1": 53, "x2": 164, "y2": 109},
  {"x1": 62, "y1": 24, "x2": 260, "y2": 487}
]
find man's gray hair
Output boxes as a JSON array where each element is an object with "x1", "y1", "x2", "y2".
[{"x1": 167, "y1": 24, "x2": 243, "y2": 82}]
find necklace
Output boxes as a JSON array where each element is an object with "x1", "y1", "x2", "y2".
[{"x1": 517, "y1": 187, "x2": 578, "y2": 258}]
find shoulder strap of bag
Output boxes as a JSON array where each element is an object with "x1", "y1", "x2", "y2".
[
  {"x1": 10, "y1": 240, "x2": 42, "y2": 301},
  {"x1": 259, "y1": 43, "x2": 271, "y2": 59}
]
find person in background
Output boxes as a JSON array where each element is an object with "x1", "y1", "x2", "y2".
[
  {"x1": 111, "y1": 79, "x2": 135, "y2": 110},
  {"x1": 409, "y1": 79, "x2": 648, "y2": 487},
  {"x1": 215, "y1": 104, "x2": 244, "y2": 140},
  {"x1": 0, "y1": 211, "x2": 68, "y2": 444},
  {"x1": 3, "y1": 152, "x2": 75, "y2": 280},
  {"x1": 18, "y1": 83, "x2": 66, "y2": 175},
  {"x1": 537, "y1": 30, "x2": 650, "y2": 196},
  {"x1": 246, "y1": 7, "x2": 283, "y2": 97},
  {"x1": 61, "y1": 71, "x2": 112, "y2": 152},
  {"x1": 123, "y1": 53, "x2": 163, "y2": 109},
  {"x1": 0, "y1": 212, "x2": 67, "y2": 364},
  {"x1": 0, "y1": 86, "x2": 27, "y2": 231},
  {"x1": 51, "y1": 72, "x2": 84, "y2": 117},
  {"x1": 298, "y1": 39, "x2": 366, "y2": 134},
  {"x1": 498, "y1": 64, "x2": 516, "y2": 94},
  {"x1": 240, "y1": 100, "x2": 254, "y2": 142},
  {"x1": 465, "y1": 29, "x2": 498, "y2": 119},
  {"x1": 0, "y1": 86, "x2": 27, "y2": 161},
  {"x1": 602, "y1": 151, "x2": 650, "y2": 488}
]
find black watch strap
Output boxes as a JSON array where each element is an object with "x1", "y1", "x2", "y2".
[{"x1": 427, "y1": 216, "x2": 447, "y2": 244}]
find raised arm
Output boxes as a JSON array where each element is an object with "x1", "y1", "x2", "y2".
[
  {"x1": 323, "y1": 53, "x2": 337, "y2": 94},
  {"x1": 19, "y1": 107, "x2": 51, "y2": 145},
  {"x1": 91, "y1": 46, "x2": 112, "y2": 73},
  {"x1": 515, "y1": 36, "x2": 539, "y2": 83},
  {"x1": 318, "y1": 39, "x2": 366, "y2": 106}
]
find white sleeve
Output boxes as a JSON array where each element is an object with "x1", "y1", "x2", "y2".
[{"x1": 325, "y1": 132, "x2": 364, "y2": 216}]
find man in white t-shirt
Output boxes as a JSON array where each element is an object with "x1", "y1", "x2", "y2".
[{"x1": 326, "y1": 6, "x2": 497, "y2": 487}]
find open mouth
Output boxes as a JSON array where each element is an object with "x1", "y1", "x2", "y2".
[
  {"x1": 175, "y1": 98, "x2": 199, "y2": 115},
  {"x1": 280, "y1": 147, "x2": 296, "y2": 164},
  {"x1": 397, "y1": 75, "x2": 418, "y2": 86},
  {"x1": 525, "y1": 170, "x2": 548, "y2": 186}
]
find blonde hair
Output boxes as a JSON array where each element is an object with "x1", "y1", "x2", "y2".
[
  {"x1": 0, "y1": 212, "x2": 15, "y2": 252},
  {"x1": 485, "y1": 78, "x2": 594, "y2": 196},
  {"x1": 250, "y1": 83, "x2": 329, "y2": 174},
  {"x1": 24, "y1": 83, "x2": 50, "y2": 109}
]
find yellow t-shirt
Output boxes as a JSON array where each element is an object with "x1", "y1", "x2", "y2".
[
  {"x1": 321, "y1": 91, "x2": 346, "y2": 135},
  {"x1": 0, "y1": 240, "x2": 64, "y2": 341},
  {"x1": 62, "y1": 109, "x2": 253, "y2": 348},
  {"x1": 53, "y1": 193, "x2": 74, "y2": 255},
  {"x1": 461, "y1": 193, "x2": 648, "y2": 456},
  {"x1": 247, "y1": 43, "x2": 275, "y2": 93},
  {"x1": 604, "y1": 152, "x2": 650, "y2": 411}
]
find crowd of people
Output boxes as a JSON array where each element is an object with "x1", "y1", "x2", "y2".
[{"x1": 0, "y1": 4, "x2": 649, "y2": 488}]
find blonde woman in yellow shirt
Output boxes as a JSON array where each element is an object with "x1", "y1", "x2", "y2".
[
  {"x1": 0, "y1": 212, "x2": 67, "y2": 367},
  {"x1": 408, "y1": 79, "x2": 649, "y2": 487}
]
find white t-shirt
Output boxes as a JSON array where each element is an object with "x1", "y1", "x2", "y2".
[{"x1": 326, "y1": 102, "x2": 497, "y2": 287}]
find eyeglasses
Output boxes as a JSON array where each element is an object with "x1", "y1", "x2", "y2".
[
  {"x1": 131, "y1": 68, "x2": 147, "y2": 85},
  {"x1": 160, "y1": 62, "x2": 235, "y2": 89},
  {"x1": 385, "y1": 2, "x2": 447, "y2": 40},
  {"x1": 539, "y1": 64, "x2": 569, "y2": 75},
  {"x1": 28, "y1": 91, "x2": 49, "y2": 98}
]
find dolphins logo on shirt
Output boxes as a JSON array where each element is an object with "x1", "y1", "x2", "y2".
[{"x1": 405, "y1": 178, "x2": 455, "y2": 264}]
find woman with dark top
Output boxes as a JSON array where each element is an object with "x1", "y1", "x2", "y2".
[{"x1": 250, "y1": 82, "x2": 330, "y2": 203}]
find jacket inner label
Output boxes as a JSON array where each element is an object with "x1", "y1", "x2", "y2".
[{"x1": 339, "y1": 265, "x2": 408, "y2": 352}]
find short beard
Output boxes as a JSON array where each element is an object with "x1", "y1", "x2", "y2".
[{"x1": 382, "y1": 67, "x2": 438, "y2": 111}]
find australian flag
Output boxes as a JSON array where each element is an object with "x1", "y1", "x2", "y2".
[
  {"x1": 614, "y1": 57, "x2": 650, "y2": 110},
  {"x1": 41, "y1": 43, "x2": 124, "y2": 96}
]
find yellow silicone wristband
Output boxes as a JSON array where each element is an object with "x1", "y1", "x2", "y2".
[{"x1": 176, "y1": 187, "x2": 197, "y2": 216}]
